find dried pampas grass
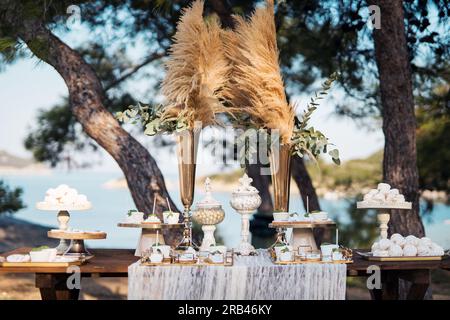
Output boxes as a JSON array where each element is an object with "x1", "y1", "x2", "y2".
[
  {"x1": 161, "y1": 0, "x2": 230, "y2": 128},
  {"x1": 223, "y1": 0, "x2": 295, "y2": 144}
]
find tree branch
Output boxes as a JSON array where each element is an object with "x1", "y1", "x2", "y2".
[{"x1": 16, "y1": 19, "x2": 180, "y2": 243}]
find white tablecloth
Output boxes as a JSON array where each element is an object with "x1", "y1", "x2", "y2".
[{"x1": 128, "y1": 250, "x2": 346, "y2": 300}]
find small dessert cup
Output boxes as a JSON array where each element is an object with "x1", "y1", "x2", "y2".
[
  {"x1": 163, "y1": 211, "x2": 180, "y2": 224},
  {"x1": 332, "y1": 250, "x2": 344, "y2": 261},
  {"x1": 320, "y1": 244, "x2": 338, "y2": 262},
  {"x1": 149, "y1": 251, "x2": 164, "y2": 263},
  {"x1": 311, "y1": 211, "x2": 328, "y2": 221},
  {"x1": 273, "y1": 212, "x2": 289, "y2": 222},
  {"x1": 279, "y1": 250, "x2": 294, "y2": 262}
]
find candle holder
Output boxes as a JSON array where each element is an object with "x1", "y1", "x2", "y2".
[
  {"x1": 192, "y1": 178, "x2": 225, "y2": 251},
  {"x1": 230, "y1": 174, "x2": 262, "y2": 256},
  {"x1": 175, "y1": 128, "x2": 200, "y2": 250}
]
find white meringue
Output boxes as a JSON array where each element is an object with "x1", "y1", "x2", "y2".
[
  {"x1": 417, "y1": 245, "x2": 430, "y2": 256},
  {"x1": 405, "y1": 235, "x2": 419, "y2": 247},
  {"x1": 373, "y1": 250, "x2": 389, "y2": 257},
  {"x1": 395, "y1": 195, "x2": 405, "y2": 202},
  {"x1": 371, "y1": 242, "x2": 380, "y2": 252},
  {"x1": 39, "y1": 185, "x2": 90, "y2": 208},
  {"x1": 377, "y1": 183, "x2": 391, "y2": 192},
  {"x1": 7, "y1": 254, "x2": 31, "y2": 263},
  {"x1": 403, "y1": 244, "x2": 418, "y2": 257},
  {"x1": 418, "y1": 237, "x2": 432, "y2": 247},
  {"x1": 379, "y1": 239, "x2": 391, "y2": 250},
  {"x1": 389, "y1": 244, "x2": 403, "y2": 257},
  {"x1": 390, "y1": 234, "x2": 406, "y2": 247},
  {"x1": 430, "y1": 243, "x2": 444, "y2": 256},
  {"x1": 388, "y1": 189, "x2": 400, "y2": 196},
  {"x1": 372, "y1": 193, "x2": 386, "y2": 202}
]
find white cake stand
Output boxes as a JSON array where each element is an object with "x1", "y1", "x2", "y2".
[
  {"x1": 269, "y1": 220, "x2": 336, "y2": 251},
  {"x1": 36, "y1": 202, "x2": 92, "y2": 254},
  {"x1": 118, "y1": 222, "x2": 183, "y2": 257},
  {"x1": 356, "y1": 202, "x2": 412, "y2": 239}
]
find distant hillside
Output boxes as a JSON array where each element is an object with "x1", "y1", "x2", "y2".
[
  {"x1": 0, "y1": 150, "x2": 49, "y2": 174},
  {"x1": 198, "y1": 151, "x2": 383, "y2": 196},
  {"x1": 0, "y1": 150, "x2": 35, "y2": 168},
  {"x1": 307, "y1": 150, "x2": 383, "y2": 193}
]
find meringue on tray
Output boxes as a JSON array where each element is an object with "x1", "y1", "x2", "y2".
[{"x1": 371, "y1": 233, "x2": 445, "y2": 257}]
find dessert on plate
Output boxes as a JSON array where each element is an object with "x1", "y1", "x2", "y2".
[
  {"x1": 142, "y1": 213, "x2": 162, "y2": 224},
  {"x1": 37, "y1": 184, "x2": 91, "y2": 209},
  {"x1": 124, "y1": 210, "x2": 145, "y2": 224},
  {"x1": 360, "y1": 183, "x2": 410, "y2": 207}
]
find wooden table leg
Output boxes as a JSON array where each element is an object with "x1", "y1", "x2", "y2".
[
  {"x1": 368, "y1": 270, "x2": 399, "y2": 300},
  {"x1": 400, "y1": 270, "x2": 430, "y2": 300},
  {"x1": 382, "y1": 271, "x2": 399, "y2": 300},
  {"x1": 368, "y1": 270, "x2": 431, "y2": 300},
  {"x1": 35, "y1": 274, "x2": 80, "y2": 300}
]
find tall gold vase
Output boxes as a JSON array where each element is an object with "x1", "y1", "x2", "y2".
[
  {"x1": 269, "y1": 143, "x2": 292, "y2": 212},
  {"x1": 176, "y1": 128, "x2": 199, "y2": 249}
]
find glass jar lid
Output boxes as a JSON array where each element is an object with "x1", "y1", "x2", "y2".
[
  {"x1": 232, "y1": 174, "x2": 259, "y2": 195},
  {"x1": 195, "y1": 178, "x2": 222, "y2": 210}
]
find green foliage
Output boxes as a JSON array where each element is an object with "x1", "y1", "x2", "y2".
[
  {"x1": 307, "y1": 150, "x2": 383, "y2": 191},
  {"x1": 336, "y1": 196, "x2": 379, "y2": 249},
  {"x1": 24, "y1": 103, "x2": 86, "y2": 167},
  {"x1": 416, "y1": 84, "x2": 450, "y2": 192},
  {"x1": 31, "y1": 245, "x2": 49, "y2": 252},
  {"x1": 292, "y1": 73, "x2": 340, "y2": 164},
  {"x1": 115, "y1": 103, "x2": 192, "y2": 135},
  {"x1": 0, "y1": 180, "x2": 25, "y2": 215}
]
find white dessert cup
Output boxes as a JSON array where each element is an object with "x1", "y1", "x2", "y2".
[{"x1": 273, "y1": 212, "x2": 289, "y2": 222}]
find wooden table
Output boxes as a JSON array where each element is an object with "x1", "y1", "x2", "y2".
[
  {"x1": 0, "y1": 248, "x2": 136, "y2": 300},
  {"x1": 1, "y1": 248, "x2": 449, "y2": 300},
  {"x1": 350, "y1": 249, "x2": 450, "y2": 300}
]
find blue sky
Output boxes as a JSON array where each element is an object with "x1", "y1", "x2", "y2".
[{"x1": 0, "y1": 20, "x2": 384, "y2": 176}]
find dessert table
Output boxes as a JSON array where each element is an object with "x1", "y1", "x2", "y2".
[
  {"x1": 128, "y1": 250, "x2": 346, "y2": 300},
  {"x1": 1, "y1": 247, "x2": 449, "y2": 300}
]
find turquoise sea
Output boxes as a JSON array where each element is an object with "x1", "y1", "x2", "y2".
[{"x1": 2, "y1": 172, "x2": 450, "y2": 250}]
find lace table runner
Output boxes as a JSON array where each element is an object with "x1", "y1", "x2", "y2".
[{"x1": 128, "y1": 249, "x2": 346, "y2": 300}]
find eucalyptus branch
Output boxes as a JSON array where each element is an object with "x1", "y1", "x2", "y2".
[{"x1": 292, "y1": 72, "x2": 341, "y2": 165}]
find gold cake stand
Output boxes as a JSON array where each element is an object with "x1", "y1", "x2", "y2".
[
  {"x1": 118, "y1": 222, "x2": 183, "y2": 257},
  {"x1": 36, "y1": 203, "x2": 92, "y2": 254},
  {"x1": 48, "y1": 230, "x2": 106, "y2": 257},
  {"x1": 269, "y1": 220, "x2": 336, "y2": 251}
]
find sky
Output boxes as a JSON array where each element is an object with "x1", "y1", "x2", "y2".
[{"x1": 0, "y1": 19, "x2": 385, "y2": 177}]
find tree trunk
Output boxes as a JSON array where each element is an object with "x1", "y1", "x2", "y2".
[
  {"x1": 291, "y1": 156, "x2": 321, "y2": 212},
  {"x1": 368, "y1": 0, "x2": 424, "y2": 237},
  {"x1": 291, "y1": 156, "x2": 325, "y2": 244},
  {"x1": 17, "y1": 20, "x2": 181, "y2": 244}
]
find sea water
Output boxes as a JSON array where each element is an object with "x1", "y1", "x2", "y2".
[{"x1": 1, "y1": 171, "x2": 449, "y2": 249}]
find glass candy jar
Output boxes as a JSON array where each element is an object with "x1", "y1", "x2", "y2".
[
  {"x1": 192, "y1": 178, "x2": 225, "y2": 251},
  {"x1": 230, "y1": 174, "x2": 262, "y2": 255}
]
